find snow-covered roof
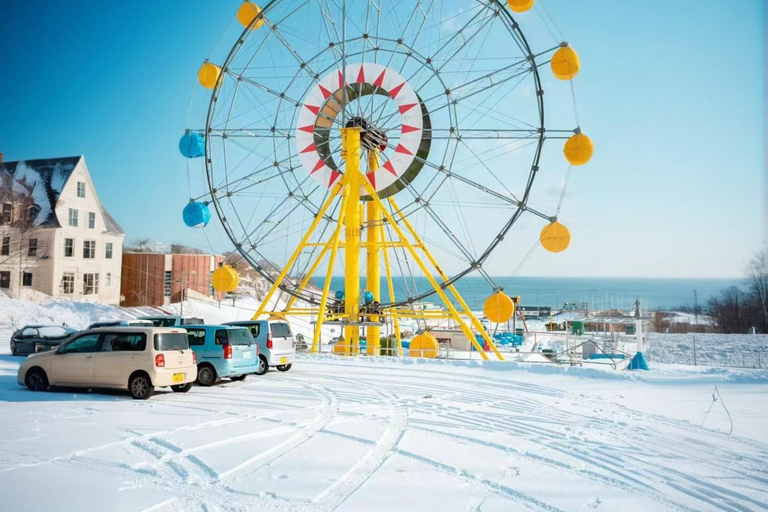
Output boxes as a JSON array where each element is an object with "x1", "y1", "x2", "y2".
[{"x1": 0, "y1": 156, "x2": 124, "y2": 234}]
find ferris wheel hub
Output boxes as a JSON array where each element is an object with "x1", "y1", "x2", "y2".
[{"x1": 295, "y1": 62, "x2": 427, "y2": 195}]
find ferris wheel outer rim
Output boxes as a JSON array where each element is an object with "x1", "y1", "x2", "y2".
[{"x1": 202, "y1": 0, "x2": 553, "y2": 309}]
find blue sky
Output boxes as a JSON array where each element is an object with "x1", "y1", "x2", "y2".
[{"x1": 0, "y1": 0, "x2": 764, "y2": 278}]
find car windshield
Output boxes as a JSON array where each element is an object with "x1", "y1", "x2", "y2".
[
  {"x1": 146, "y1": 318, "x2": 177, "y2": 327},
  {"x1": 37, "y1": 326, "x2": 70, "y2": 339},
  {"x1": 154, "y1": 333, "x2": 189, "y2": 351},
  {"x1": 270, "y1": 322, "x2": 292, "y2": 338},
  {"x1": 227, "y1": 329, "x2": 253, "y2": 346}
]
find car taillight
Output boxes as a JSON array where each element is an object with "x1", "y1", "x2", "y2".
[
  {"x1": 192, "y1": 352, "x2": 197, "y2": 364},
  {"x1": 267, "y1": 334, "x2": 273, "y2": 349},
  {"x1": 155, "y1": 354, "x2": 165, "y2": 367},
  {"x1": 223, "y1": 344, "x2": 232, "y2": 359}
]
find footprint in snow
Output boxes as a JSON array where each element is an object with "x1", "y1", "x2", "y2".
[{"x1": 585, "y1": 497, "x2": 602, "y2": 508}]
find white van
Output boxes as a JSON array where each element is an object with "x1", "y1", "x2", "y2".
[
  {"x1": 17, "y1": 327, "x2": 197, "y2": 399},
  {"x1": 138, "y1": 316, "x2": 205, "y2": 327},
  {"x1": 223, "y1": 320, "x2": 295, "y2": 374}
]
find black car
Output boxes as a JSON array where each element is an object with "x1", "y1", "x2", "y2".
[{"x1": 10, "y1": 325, "x2": 78, "y2": 356}]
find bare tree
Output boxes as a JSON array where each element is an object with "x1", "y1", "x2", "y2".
[{"x1": 747, "y1": 247, "x2": 768, "y2": 332}]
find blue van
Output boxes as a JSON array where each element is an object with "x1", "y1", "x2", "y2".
[{"x1": 183, "y1": 325, "x2": 260, "y2": 386}]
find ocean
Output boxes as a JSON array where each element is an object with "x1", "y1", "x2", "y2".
[{"x1": 312, "y1": 276, "x2": 746, "y2": 311}]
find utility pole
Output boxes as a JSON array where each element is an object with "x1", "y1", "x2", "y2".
[
  {"x1": 180, "y1": 272, "x2": 186, "y2": 317},
  {"x1": 694, "y1": 289, "x2": 699, "y2": 330},
  {"x1": 692, "y1": 335, "x2": 697, "y2": 366}
]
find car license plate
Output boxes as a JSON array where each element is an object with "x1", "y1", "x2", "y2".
[
  {"x1": 243, "y1": 351, "x2": 252, "y2": 359},
  {"x1": 280, "y1": 357, "x2": 288, "y2": 364},
  {"x1": 172, "y1": 373, "x2": 184, "y2": 383}
]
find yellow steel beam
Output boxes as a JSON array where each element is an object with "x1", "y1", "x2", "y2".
[
  {"x1": 253, "y1": 186, "x2": 340, "y2": 320},
  {"x1": 284, "y1": 244, "x2": 331, "y2": 311},
  {"x1": 342, "y1": 127, "x2": 362, "y2": 356},
  {"x1": 311, "y1": 184, "x2": 348, "y2": 353},
  {"x1": 389, "y1": 197, "x2": 504, "y2": 360},
  {"x1": 359, "y1": 178, "x2": 489, "y2": 359},
  {"x1": 380, "y1": 215, "x2": 402, "y2": 355},
  {"x1": 366, "y1": 148, "x2": 381, "y2": 355}
]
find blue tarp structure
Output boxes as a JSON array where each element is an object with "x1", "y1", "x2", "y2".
[
  {"x1": 473, "y1": 332, "x2": 523, "y2": 350},
  {"x1": 628, "y1": 351, "x2": 649, "y2": 370}
]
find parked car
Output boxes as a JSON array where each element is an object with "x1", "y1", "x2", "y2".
[
  {"x1": 223, "y1": 319, "x2": 295, "y2": 374},
  {"x1": 183, "y1": 325, "x2": 259, "y2": 385},
  {"x1": 17, "y1": 327, "x2": 197, "y2": 399},
  {"x1": 10, "y1": 325, "x2": 78, "y2": 356},
  {"x1": 87, "y1": 319, "x2": 154, "y2": 330},
  {"x1": 138, "y1": 315, "x2": 204, "y2": 327}
]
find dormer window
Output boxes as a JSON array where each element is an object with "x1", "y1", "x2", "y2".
[
  {"x1": 27, "y1": 205, "x2": 40, "y2": 223},
  {"x1": 77, "y1": 182, "x2": 86, "y2": 198}
]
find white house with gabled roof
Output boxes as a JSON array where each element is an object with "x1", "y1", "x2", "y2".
[{"x1": 0, "y1": 155, "x2": 124, "y2": 304}]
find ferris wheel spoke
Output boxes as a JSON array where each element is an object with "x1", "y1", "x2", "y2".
[
  {"x1": 265, "y1": 20, "x2": 352, "y2": 124},
  {"x1": 364, "y1": 1, "x2": 426, "y2": 119}
]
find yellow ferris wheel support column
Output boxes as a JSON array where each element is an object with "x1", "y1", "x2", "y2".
[
  {"x1": 341, "y1": 127, "x2": 362, "y2": 356},
  {"x1": 366, "y1": 149, "x2": 382, "y2": 355}
]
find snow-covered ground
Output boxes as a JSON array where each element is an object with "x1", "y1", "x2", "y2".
[
  {"x1": 2, "y1": 295, "x2": 768, "y2": 510},
  {"x1": 648, "y1": 333, "x2": 768, "y2": 369},
  {"x1": 2, "y1": 324, "x2": 768, "y2": 511}
]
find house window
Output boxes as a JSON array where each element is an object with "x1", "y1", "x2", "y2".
[
  {"x1": 106, "y1": 273, "x2": 112, "y2": 287},
  {"x1": 77, "y1": 182, "x2": 86, "y2": 198},
  {"x1": 61, "y1": 273, "x2": 74, "y2": 294},
  {"x1": 83, "y1": 240, "x2": 95, "y2": 259},
  {"x1": 164, "y1": 271, "x2": 172, "y2": 297},
  {"x1": 88, "y1": 212, "x2": 95, "y2": 229},
  {"x1": 0, "y1": 271, "x2": 10, "y2": 289},
  {"x1": 68, "y1": 208, "x2": 78, "y2": 227},
  {"x1": 22, "y1": 272, "x2": 33, "y2": 287},
  {"x1": 64, "y1": 238, "x2": 74, "y2": 257},
  {"x1": 83, "y1": 273, "x2": 99, "y2": 295},
  {"x1": 28, "y1": 238, "x2": 37, "y2": 257},
  {"x1": 105, "y1": 242, "x2": 113, "y2": 259},
  {"x1": 1, "y1": 203, "x2": 11, "y2": 225},
  {"x1": 1, "y1": 236, "x2": 9, "y2": 256}
]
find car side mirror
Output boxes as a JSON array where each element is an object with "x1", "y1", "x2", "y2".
[{"x1": 56, "y1": 346, "x2": 65, "y2": 354}]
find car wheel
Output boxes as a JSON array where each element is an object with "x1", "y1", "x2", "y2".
[
  {"x1": 25, "y1": 368, "x2": 48, "y2": 391},
  {"x1": 255, "y1": 356, "x2": 268, "y2": 376},
  {"x1": 197, "y1": 364, "x2": 217, "y2": 386},
  {"x1": 171, "y1": 383, "x2": 192, "y2": 393},
  {"x1": 276, "y1": 364, "x2": 292, "y2": 372},
  {"x1": 230, "y1": 375, "x2": 247, "y2": 381},
  {"x1": 129, "y1": 373, "x2": 154, "y2": 400}
]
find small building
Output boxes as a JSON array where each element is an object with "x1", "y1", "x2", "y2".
[
  {"x1": 0, "y1": 155, "x2": 124, "y2": 303},
  {"x1": 120, "y1": 252, "x2": 225, "y2": 307}
]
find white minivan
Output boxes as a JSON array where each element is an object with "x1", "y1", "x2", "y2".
[
  {"x1": 223, "y1": 320, "x2": 295, "y2": 375},
  {"x1": 17, "y1": 327, "x2": 197, "y2": 399}
]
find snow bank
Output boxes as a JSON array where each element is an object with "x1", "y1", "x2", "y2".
[{"x1": 0, "y1": 292, "x2": 126, "y2": 330}]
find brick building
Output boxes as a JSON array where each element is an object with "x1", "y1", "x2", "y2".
[{"x1": 120, "y1": 252, "x2": 225, "y2": 307}]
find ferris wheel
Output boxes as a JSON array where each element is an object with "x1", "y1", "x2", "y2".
[{"x1": 180, "y1": 0, "x2": 592, "y2": 359}]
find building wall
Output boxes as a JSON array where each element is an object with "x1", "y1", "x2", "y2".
[
  {"x1": 120, "y1": 253, "x2": 166, "y2": 307},
  {"x1": 0, "y1": 228, "x2": 57, "y2": 298},
  {"x1": 120, "y1": 253, "x2": 224, "y2": 307},
  {"x1": 50, "y1": 160, "x2": 124, "y2": 304}
]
